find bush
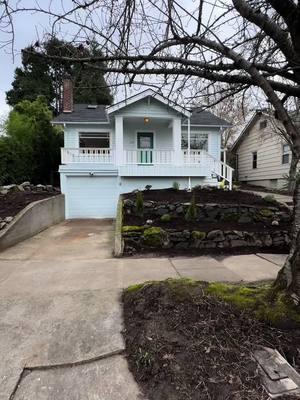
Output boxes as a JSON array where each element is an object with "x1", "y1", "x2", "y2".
[
  {"x1": 172, "y1": 181, "x2": 180, "y2": 190},
  {"x1": 185, "y1": 193, "x2": 197, "y2": 222},
  {"x1": 160, "y1": 214, "x2": 171, "y2": 222},
  {"x1": 263, "y1": 195, "x2": 278, "y2": 204},
  {"x1": 136, "y1": 191, "x2": 144, "y2": 217}
]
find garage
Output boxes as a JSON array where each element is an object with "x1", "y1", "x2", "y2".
[{"x1": 64, "y1": 176, "x2": 119, "y2": 219}]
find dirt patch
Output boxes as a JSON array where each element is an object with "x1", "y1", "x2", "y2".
[
  {"x1": 124, "y1": 188, "x2": 283, "y2": 207},
  {"x1": 123, "y1": 281, "x2": 300, "y2": 400},
  {"x1": 0, "y1": 191, "x2": 59, "y2": 219}
]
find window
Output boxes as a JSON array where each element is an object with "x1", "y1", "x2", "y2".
[
  {"x1": 282, "y1": 144, "x2": 291, "y2": 164},
  {"x1": 181, "y1": 132, "x2": 208, "y2": 150},
  {"x1": 79, "y1": 132, "x2": 110, "y2": 148},
  {"x1": 260, "y1": 120, "x2": 267, "y2": 130},
  {"x1": 252, "y1": 151, "x2": 257, "y2": 169}
]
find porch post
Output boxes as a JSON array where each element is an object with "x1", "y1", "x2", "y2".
[
  {"x1": 115, "y1": 115, "x2": 124, "y2": 166},
  {"x1": 172, "y1": 117, "x2": 182, "y2": 165}
]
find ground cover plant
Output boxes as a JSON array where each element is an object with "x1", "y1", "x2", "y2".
[{"x1": 123, "y1": 279, "x2": 300, "y2": 400}]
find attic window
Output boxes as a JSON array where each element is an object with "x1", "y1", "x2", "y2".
[
  {"x1": 87, "y1": 105, "x2": 98, "y2": 109},
  {"x1": 259, "y1": 120, "x2": 267, "y2": 130}
]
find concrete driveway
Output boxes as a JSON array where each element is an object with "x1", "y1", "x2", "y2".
[{"x1": 0, "y1": 220, "x2": 287, "y2": 399}]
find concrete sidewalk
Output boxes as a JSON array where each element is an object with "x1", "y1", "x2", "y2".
[{"x1": 0, "y1": 220, "x2": 287, "y2": 399}]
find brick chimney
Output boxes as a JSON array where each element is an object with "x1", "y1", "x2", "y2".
[{"x1": 62, "y1": 76, "x2": 73, "y2": 113}]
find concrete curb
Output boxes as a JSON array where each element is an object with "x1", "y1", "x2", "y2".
[
  {"x1": 0, "y1": 194, "x2": 65, "y2": 252},
  {"x1": 114, "y1": 195, "x2": 124, "y2": 257}
]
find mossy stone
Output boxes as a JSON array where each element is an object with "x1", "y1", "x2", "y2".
[
  {"x1": 143, "y1": 227, "x2": 169, "y2": 247},
  {"x1": 260, "y1": 208, "x2": 274, "y2": 218},
  {"x1": 192, "y1": 231, "x2": 206, "y2": 240},
  {"x1": 122, "y1": 225, "x2": 145, "y2": 233},
  {"x1": 160, "y1": 214, "x2": 171, "y2": 222}
]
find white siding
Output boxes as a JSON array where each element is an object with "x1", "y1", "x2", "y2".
[
  {"x1": 237, "y1": 117, "x2": 290, "y2": 184},
  {"x1": 117, "y1": 97, "x2": 179, "y2": 118}
]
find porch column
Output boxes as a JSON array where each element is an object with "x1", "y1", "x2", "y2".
[
  {"x1": 115, "y1": 115, "x2": 124, "y2": 166},
  {"x1": 172, "y1": 117, "x2": 182, "y2": 165}
]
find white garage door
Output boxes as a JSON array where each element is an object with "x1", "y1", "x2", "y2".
[{"x1": 65, "y1": 176, "x2": 118, "y2": 218}]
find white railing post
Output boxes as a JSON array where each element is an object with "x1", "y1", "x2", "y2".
[
  {"x1": 115, "y1": 115, "x2": 124, "y2": 166},
  {"x1": 172, "y1": 117, "x2": 183, "y2": 165}
]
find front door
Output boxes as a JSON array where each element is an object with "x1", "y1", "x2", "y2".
[{"x1": 137, "y1": 132, "x2": 153, "y2": 164}]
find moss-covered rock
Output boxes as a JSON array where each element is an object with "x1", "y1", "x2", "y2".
[
  {"x1": 122, "y1": 225, "x2": 145, "y2": 233},
  {"x1": 143, "y1": 227, "x2": 169, "y2": 248},
  {"x1": 259, "y1": 208, "x2": 274, "y2": 218},
  {"x1": 160, "y1": 214, "x2": 171, "y2": 222},
  {"x1": 191, "y1": 231, "x2": 206, "y2": 240}
]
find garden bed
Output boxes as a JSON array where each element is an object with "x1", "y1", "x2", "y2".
[
  {"x1": 121, "y1": 188, "x2": 291, "y2": 255},
  {"x1": 123, "y1": 280, "x2": 300, "y2": 400},
  {"x1": 0, "y1": 191, "x2": 58, "y2": 219}
]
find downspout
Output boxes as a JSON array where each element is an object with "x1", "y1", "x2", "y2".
[{"x1": 188, "y1": 116, "x2": 191, "y2": 191}]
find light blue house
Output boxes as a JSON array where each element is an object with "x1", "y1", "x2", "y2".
[{"x1": 53, "y1": 83, "x2": 232, "y2": 218}]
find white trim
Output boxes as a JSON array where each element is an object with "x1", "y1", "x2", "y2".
[
  {"x1": 52, "y1": 121, "x2": 110, "y2": 125},
  {"x1": 106, "y1": 89, "x2": 191, "y2": 117},
  {"x1": 182, "y1": 124, "x2": 228, "y2": 128}
]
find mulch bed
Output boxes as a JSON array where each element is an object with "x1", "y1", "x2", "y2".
[
  {"x1": 124, "y1": 188, "x2": 283, "y2": 207},
  {"x1": 0, "y1": 191, "x2": 59, "y2": 219},
  {"x1": 123, "y1": 282, "x2": 300, "y2": 400}
]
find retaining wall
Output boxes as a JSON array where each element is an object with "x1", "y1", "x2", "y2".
[{"x1": 0, "y1": 194, "x2": 65, "y2": 251}]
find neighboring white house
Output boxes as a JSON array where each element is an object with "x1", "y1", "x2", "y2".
[
  {"x1": 232, "y1": 110, "x2": 294, "y2": 190},
  {"x1": 53, "y1": 80, "x2": 233, "y2": 219}
]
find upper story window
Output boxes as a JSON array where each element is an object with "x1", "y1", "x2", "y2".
[
  {"x1": 252, "y1": 151, "x2": 257, "y2": 169},
  {"x1": 79, "y1": 132, "x2": 110, "y2": 148},
  {"x1": 259, "y1": 120, "x2": 267, "y2": 130},
  {"x1": 181, "y1": 132, "x2": 208, "y2": 151},
  {"x1": 282, "y1": 144, "x2": 291, "y2": 164}
]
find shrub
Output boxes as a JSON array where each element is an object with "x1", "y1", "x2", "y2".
[
  {"x1": 136, "y1": 191, "x2": 144, "y2": 217},
  {"x1": 263, "y1": 194, "x2": 278, "y2": 204},
  {"x1": 185, "y1": 193, "x2": 197, "y2": 222},
  {"x1": 143, "y1": 227, "x2": 169, "y2": 247},
  {"x1": 145, "y1": 184, "x2": 152, "y2": 191},
  {"x1": 160, "y1": 213, "x2": 171, "y2": 222},
  {"x1": 172, "y1": 181, "x2": 180, "y2": 190}
]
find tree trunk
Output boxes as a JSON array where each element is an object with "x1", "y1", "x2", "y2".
[
  {"x1": 275, "y1": 178, "x2": 300, "y2": 300},
  {"x1": 288, "y1": 152, "x2": 299, "y2": 194}
]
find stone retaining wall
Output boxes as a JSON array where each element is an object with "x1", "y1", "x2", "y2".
[
  {"x1": 123, "y1": 199, "x2": 291, "y2": 224},
  {"x1": 122, "y1": 226, "x2": 290, "y2": 255}
]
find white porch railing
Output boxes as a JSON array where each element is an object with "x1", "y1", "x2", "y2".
[
  {"x1": 61, "y1": 147, "x2": 234, "y2": 189},
  {"x1": 124, "y1": 149, "x2": 174, "y2": 164},
  {"x1": 61, "y1": 148, "x2": 114, "y2": 164}
]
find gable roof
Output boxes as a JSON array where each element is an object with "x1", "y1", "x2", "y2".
[
  {"x1": 106, "y1": 89, "x2": 191, "y2": 117},
  {"x1": 231, "y1": 110, "x2": 268, "y2": 152},
  {"x1": 186, "y1": 107, "x2": 231, "y2": 127},
  {"x1": 53, "y1": 104, "x2": 108, "y2": 124},
  {"x1": 52, "y1": 90, "x2": 230, "y2": 127}
]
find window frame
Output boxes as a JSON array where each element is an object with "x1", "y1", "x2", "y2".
[
  {"x1": 282, "y1": 144, "x2": 291, "y2": 165},
  {"x1": 252, "y1": 151, "x2": 258, "y2": 169},
  {"x1": 79, "y1": 132, "x2": 110, "y2": 149},
  {"x1": 181, "y1": 132, "x2": 209, "y2": 151}
]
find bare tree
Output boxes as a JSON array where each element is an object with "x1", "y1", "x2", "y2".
[{"x1": 1, "y1": 0, "x2": 300, "y2": 298}]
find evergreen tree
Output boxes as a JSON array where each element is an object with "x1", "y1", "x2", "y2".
[{"x1": 6, "y1": 38, "x2": 113, "y2": 114}]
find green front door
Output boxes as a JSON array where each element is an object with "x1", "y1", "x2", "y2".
[{"x1": 137, "y1": 132, "x2": 153, "y2": 164}]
